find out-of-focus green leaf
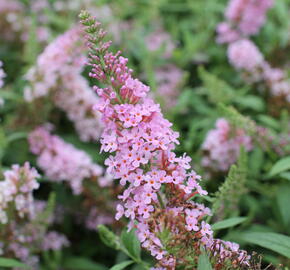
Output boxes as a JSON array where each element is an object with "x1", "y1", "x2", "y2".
[
  {"x1": 233, "y1": 95, "x2": 265, "y2": 111},
  {"x1": 98, "y1": 225, "x2": 120, "y2": 250},
  {"x1": 269, "y1": 156, "x2": 290, "y2": 177},
  {"x1": 249, "y1": 148, "x2": 264, "y2": 176},
  {"x1": 257, "y1": 115, "x2": 280, "y2": 130},
  {"x1": 280, "y1": 172, "x2": 290, "y2": 180},
  {"x1": 63, "y1": 257, "x2": 107, "y2": 270},
  {"x1": 0, "y1": 258, "x2": 29, "y2": 268},
  {"x1": 110, "y1": 261, "x2": 134, "y2": 270},
  {"x1": 238, "y1": 232, "x2": 290, "y2": 258},
  {"x1": 276, "y1": 185, "x2": 290, "y2": 227},
  {"x1": 212, "y1": 217, "x2": 247, "y2": 231}
]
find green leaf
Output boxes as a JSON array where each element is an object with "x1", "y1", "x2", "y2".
[
  {"x1": 276, "y1": 185, "x2": 290, "y2": 227},
  {"x1": 63, "y1": 257, "x2": 107, "y2": 270},
  {"x1": 280, "y1": 172, "x2": 290, "y2": 180},
  {"x1": 98, "y1": 225, "x2": 120, "y2": 250},
  {"x1": 233, "y1": 95, "x2": 264, "y2": 111},
  {"x1": 249, "y1": 148, "x2": 264, "y2": 176},
  {"x1": 257, "y1": 115, "x2": 280, "y2": 130},
  {"x1": 121, "y1": 229, "x2": 141, "y2": 261},
  {"x1": 211, "y1": 217, "x2": 247, "y2": 231},
  {"x1": 197, "y1": 253, "x2": 212, "y2": 270},
  {"x1": 238, "y1": 232, "x2": 290, "y2": 258},
  {"x1": 110, "y1": 260, "x2": 134, "y2": 270},
  {"x1": 7, "y1": 132, "x2": 28, "y2": 143},
  {"x1": 269, "y1": 156, "x2": 290, "y2": 177},
  {"x1": 0, "y1": 129, "x2": 8, "y2": 160},
  {"x1": 0, "y1": 258, "x2": 29, "y2": 268}
]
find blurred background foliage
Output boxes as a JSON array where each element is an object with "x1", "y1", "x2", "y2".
[{"x1": 1, "y1": 0, "x2": 290, "y2": 269}]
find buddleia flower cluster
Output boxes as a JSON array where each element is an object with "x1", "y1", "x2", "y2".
[
  {"x1": 217, "y1": 0, "x2": 290, "y2": 104},
  {"x1": 79, "y1": 11, "x2": 254, "y2": 269},
  {"x1": 0, "y1": 163, "x2": 68, "y2": 268},
  {"x1": 24, "y1": 27, "x2": 102, "y2": 142},
  {"x1": 154, "y1": 64, "x2": 185, "y2": 111},
  {"x1": 216, "y1": 0, "x2": 273, "y2": 43},
  {"x1": 202, "y1": 118, "x2": 252, "y2": 172},
  {"x1": 29, "y1": 125, "x2": 119, "y2": 230}
]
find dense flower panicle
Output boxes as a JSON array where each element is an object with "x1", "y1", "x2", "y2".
[
  {"x1": 227, "y1": 39, "x2": 290, "y2": 101},
  {"x1": 0, "y1": 0, "x2": 51, "y2": 43},
  {"x1": 53, "y1": 72, "x2": 103, "y2": 141},
  {"x1": 145, "y1": 27, "x2": 175, "y2": 58},
  {"x1": 227, "y1": 39, "x2": 264, "y2": 72},
  {"x1": 0, "y1": 165, "x2": 68, "y2": 268},
  {"x1": 217, "y1": 0, "x2": 273, "y2": 43},
  {"x1": 153, "y1": 64, "x2": 184, "y2": 110},
  {"x1": 218, "y1": 0, "x2": 290, "y2": 103},
  {"x1": 25, "y1": 27, "x2": 102, "y2": 141},
  {"x1": 202, "y1": 118, "x2": 252, "y2": 172},
  {"x1": 0, "y1": 162, "x2": 40, "y2": 224},
  {"x1": 29, "y1": 125, "x2": 118, "y2": 230},
  {"x1": 80, "y1": 11, "x2": 251, "y2": 268},
  {"x1": 24, "y1": 27, "x2": 85, "y2": 100},
  {"x1": 0, "y1": 0, "x2": 23, "y2": 41},
  {"x1": 28, "y1": 126, "x2": 103, "y2": 194}
]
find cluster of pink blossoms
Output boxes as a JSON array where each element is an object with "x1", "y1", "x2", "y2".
[
  {"x1": 29, "y1": 125, "x2": 118, "y2": 230},
  {"x1": 80, "y1": 12, "x2": 251, "y2": 269},
  {"x1": 216, "y1": 0, "x2": 273, "y2": 43},
  {"x1": 202, "y1": 118, "x2": 252, "y2": 172},
  {"x1": 0, "y1": 162, "x2": 40, "y2": 224},
  {"x1": 0, "y1": 0, "x2": 52, "y2": 43},
  {"x1": 24, "y1": 27, "x2": 102, "y2": 141},
  {"x1": 0, "y1": 163, "x2": 68, "y2": 268},
  {"x1": 218, "y1": 0, "x2": 290, "y2": 103},
  {"x1": 153, "y1": 64, "x2": 184, "y2": 110},
  {"x1": 228, "y1": 39, "x2": 290, "y2": 101},
  {"x1": 28, "y1": 125, "x2": 103, "y2": 194},
  {"x1": 0, "y1": 0, "x2": 23, "y2": 41},
  {"x1": 145, "y1": 26, "x2": 175, "y2": 59}
]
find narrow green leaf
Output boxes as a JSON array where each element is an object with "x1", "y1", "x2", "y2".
[
  {"x1": 280, "y1": 172, "x2": 290, "y2": 181},
  {"x1": 110, "y1": 260, "x2": 134, "y2": 270},
  {"x1": 63, "y1": 257, "x2": 107, "y2": 270},
  {"x1": 269, "y1": 156, "x2": 290, "y2": 177},
  {"x1": 257, "y1": 115, "x2": 280, "y2": 130},
  {"x1": 98, "y1": 225, "x2": 120, "y2": 250},
  {"x1": 197, "y1": 253, "x2": 212, "y2": 270},
  {"x1": 276, "y1": 185, "x2": 290, "y2": 227},
  {"x1": 233, "y1": 95, "x2": 264, "y2": 111},
  {"x1": 249, "y1": 148, "x2": 264, "y2": 176},
  {"x1": 212, "y1": 217, "x2": 247, "y2": 231},
  {"x1": 238, "y1": 232, "x2": 290, "y2": 258},
  {"x1": 0, "y1": 258, "x2": 29, "y2": 268},
  {"x1": 121, "y1": 229, "x2": 141, "y2": 261}
]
